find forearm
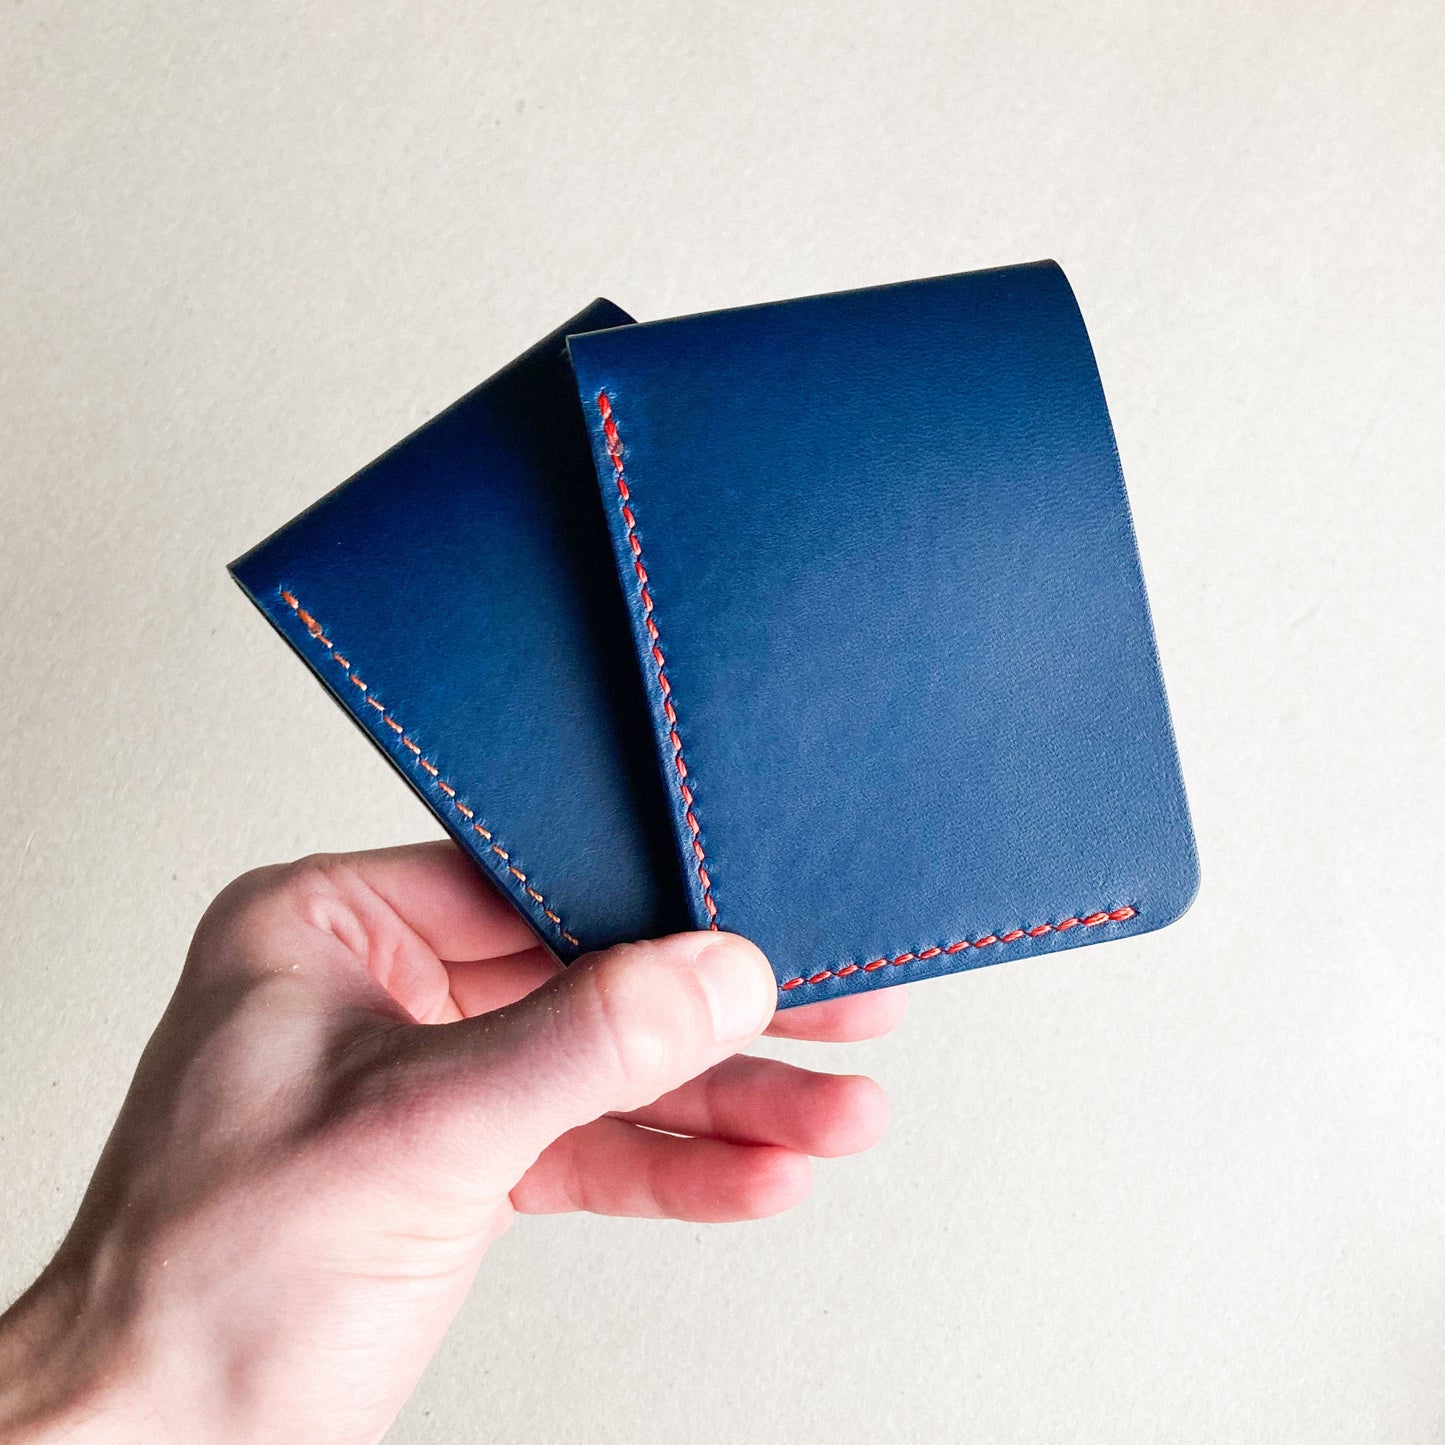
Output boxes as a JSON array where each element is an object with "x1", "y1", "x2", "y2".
[{"x1": 0, "y1": 1255, "x2": 143, "y2": 1443}]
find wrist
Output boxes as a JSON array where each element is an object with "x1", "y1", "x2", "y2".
[{"x1": 0, "y1": 1250, "x2": 159, "y2": 1443}]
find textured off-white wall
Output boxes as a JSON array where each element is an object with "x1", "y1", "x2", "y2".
[{"x1": 3, "y1": 4, "x2": 1444, "y2": 1441}]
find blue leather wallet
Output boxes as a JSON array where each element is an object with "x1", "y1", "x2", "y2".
[{"x1": 231, "y1": 261, "x2": 1197, "y2": 1005}]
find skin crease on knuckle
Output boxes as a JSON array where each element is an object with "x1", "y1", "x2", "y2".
[
  {"x1": 286, "y1": 855, "x2": 470, "y2": 1026},
  {"x1": 570, "y1": 946, "x2": 706, "y2": 1111}
]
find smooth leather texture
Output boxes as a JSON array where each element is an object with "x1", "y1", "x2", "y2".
[
  {"x1": 231, "y1": 300, "x2": 690, "y2": 961},
  {"x1": 568, "y1": 262, "x2": 1197, "y2": 1000},
  {"x1": 232, "y1": 263, "x2": 1197, "y2": 1005}
]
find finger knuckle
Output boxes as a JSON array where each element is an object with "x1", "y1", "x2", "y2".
[{"x1": 581, "y1": 949, "x2": 681, "y2": 1104}]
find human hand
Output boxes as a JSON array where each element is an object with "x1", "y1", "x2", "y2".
[{"x1": 0, "y1": 842, "x2": 901, "y2": 1444}]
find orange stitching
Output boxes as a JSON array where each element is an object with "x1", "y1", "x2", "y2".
[
  {"x1": 276, "y1": 589, "x2": 581, "y2": 948},
  {"x1": 596, "y1": 392, "x2": 720, "y2": 928},
  {"x1": 777, "y1": 907, "x2": 1138, "y2": 991}
]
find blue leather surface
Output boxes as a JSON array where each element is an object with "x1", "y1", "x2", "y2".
[
  {"x1": 569, "y1": 262, "x2": 1197, "y2": 1001},
  {"x1": 230, "y1": 301, "x2": 691, "y2": 960}
]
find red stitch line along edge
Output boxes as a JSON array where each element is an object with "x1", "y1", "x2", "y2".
[
  {"x1": 596, "y1": 391, "x2": 720, "y2": 929},
  {"x1": 276, "y1": 588, "x2": 580, "y2": 948},
  {"x1": 777, "y1": 907, "x2": 1139, "y2": 991}
]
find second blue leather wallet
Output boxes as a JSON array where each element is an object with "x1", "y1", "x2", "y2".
[{"x1": 231, "y1": 261, "x2": 1197, "y2": 1005}]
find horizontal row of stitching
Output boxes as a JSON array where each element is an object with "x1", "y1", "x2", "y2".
[
  {"x1": 778, "y1": 907, "x2": 1138, "y2": 991},
  {"x1": 276, "y1": 588, "x2": 580, "y2": 948}
]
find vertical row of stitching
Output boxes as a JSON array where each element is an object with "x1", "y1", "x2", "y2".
[
  {"x1": 276, "y1": 588, "x2": 581, "y2": 947},
  {"x1": 595, "y1": 391, "x2": 720, "y2": 929}
]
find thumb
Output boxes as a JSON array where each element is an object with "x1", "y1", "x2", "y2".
[{"x1": 401, "y1": 931, "x2": 778, "y2": 1183}]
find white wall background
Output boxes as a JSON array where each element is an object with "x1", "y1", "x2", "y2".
[{"x1": 2, "y1": 3, "x2": 1443, "y2": 1440}]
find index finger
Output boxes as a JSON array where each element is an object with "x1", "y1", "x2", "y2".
[{"x1": 324, "y1": 839, "x2": 543, "y2": 961}]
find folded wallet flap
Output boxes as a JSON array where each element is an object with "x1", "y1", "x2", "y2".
[
  {"x1": 568, "y1": 262, "x2": 1199, "y2": 1000},
  {"x1": 230, "y1": 301, "x2": 690, "y2": 961}
]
